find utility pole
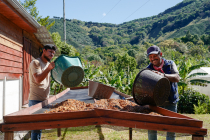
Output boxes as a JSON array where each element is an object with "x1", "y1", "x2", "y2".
[{"x1": 63, "y1": 0, "x2": 66, "y2": 43}]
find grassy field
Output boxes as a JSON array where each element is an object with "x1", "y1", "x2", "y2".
[
  {"x1": 39, "y1": 114, "x2": 210, "y2": 140},
  {"x1": 0, "y1": 114, "x2": 209, "y2": 140}
]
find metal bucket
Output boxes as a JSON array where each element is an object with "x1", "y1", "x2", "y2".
[
  {"x1": 132, "y1": 69, "x2": 170, "y2": 106},
  {"x1": 51, "y1": 55, "x2": 84, "y2": 87}
]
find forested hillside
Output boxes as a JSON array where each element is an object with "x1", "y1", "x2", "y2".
[
  {"x1": 49, "y1": 0, "x2": 210, "y2": 50},
  {"x1": 48, "y1": 0, "x2": 210, "y2": 112}
]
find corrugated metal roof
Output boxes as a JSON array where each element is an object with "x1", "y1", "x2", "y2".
[{"x1": 34, "y1": 26, "x2": 55, "y2": 46}]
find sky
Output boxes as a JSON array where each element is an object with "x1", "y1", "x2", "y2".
[{"x1": 20, "y1": 0, "x2": 183, "y2": 24}]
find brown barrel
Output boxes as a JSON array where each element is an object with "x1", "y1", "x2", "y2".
[{"x1": 132, "y1": 69, "x2": 170, "y2": 106}]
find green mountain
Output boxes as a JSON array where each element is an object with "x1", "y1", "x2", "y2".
[{"x1": 49, "y1": 0, "x2": 210, "y2": 50}]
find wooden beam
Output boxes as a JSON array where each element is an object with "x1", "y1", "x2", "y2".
[
  {"x1": 149, "y1": 105, "x2": 195, "y2": 119},
  {"x1": 4, "y1": 110, "x2": 97, "y2": 124},
  {"x1": 129, "y1": 128, "x2": 132, "y2": 140},
  {"x1": 94, "y1": 108, "x2": 203, "y2": 128},
  {"x1": 1, "y1": 118, "x2": 101, "y2": 132},
  {"x1": 101, "y1": 118, "x2": 207, "y2": 136}
]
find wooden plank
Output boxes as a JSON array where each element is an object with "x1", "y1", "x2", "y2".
[
  {"x1": 0, "y1": 51, "x2": 22, "y2": 62},
  {"x1": 94, "y1": 108, "x2": 203, "y2": 128},
  {"x1": 101, "y1": 118, "x2": 207, "y2": 136},
  {"x1": 149, "y1": 105, "x2": 195, "y2": 119},
  {"x1": 0, "y1": 59, "x2": 22, "y2": 68},
  {"x1": 6, "y1": 88, "x2": 70, "y2": 116},
  {"x1": 4, "y1": 110, "x2": 97, "y2": 124},
  {"x1": 0, "y1": 66, "x2": 22, "y2": 73},
  {"x1": 4, "y1": 132, "x2": 13, "y2": 140},
  {"x1": 114, "y1": 89, "x2": 131, "y2": 98},
  {"x1": 71, "y1": 86, "x2": 88, "y2": 90},
  {"x1": 55, "y1": 88, "x2": 70, "y2": 100},
  {"x1": 22, "y1": 72, "x2": 29, "y2": 105},
  {"x1": 0, "y1": 44, "x2": 22, "y2": 56},
  {"x1": 0, "y1": 73, "x2": 22, "y2": 79},
  {"x1": 1, "y1": 118, "x2": 101, "y2": 132}
]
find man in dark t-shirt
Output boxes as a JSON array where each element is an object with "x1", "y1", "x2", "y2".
[{"x1": 146, "y1": 45, "x2": 180, "y2": 140}]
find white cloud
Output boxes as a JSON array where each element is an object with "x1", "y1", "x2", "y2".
[{"x1": 103, "y1": 13, "x2": 106, "y2": 17}]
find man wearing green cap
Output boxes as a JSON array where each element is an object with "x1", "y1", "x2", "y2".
[
  {"x1": 28, "y1": 44, "x2": 56, "y2": 140},
  {"x1": 146, "y1": 45, "x2": 180, "y2": 140}
]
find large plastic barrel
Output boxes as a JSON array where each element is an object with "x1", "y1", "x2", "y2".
[
  {"x1": 51, "y1": 55, "x2": 84, "y2": 87},
  {"x1": 132, "y1": 68, "x2": 170, "y2": 106}
]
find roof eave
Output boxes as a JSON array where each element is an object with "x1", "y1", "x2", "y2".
[{"x1": 7, "y1": 0, "x2": 40, "y2": 29}]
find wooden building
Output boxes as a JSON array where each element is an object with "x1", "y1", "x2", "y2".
[{"x1": 0, "y1": 0, "x2": 54, "y2": 121}]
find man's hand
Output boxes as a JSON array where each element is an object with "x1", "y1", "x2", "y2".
[
  {"x1": 33, "y1": 62, "x2": 55, "y2": 84},
  {"x1": 47, "y1": 62, "x2": 55, "y2": 71},
  {"x1": 152, "y1": 70, "x2": 164, "y2": 77}
]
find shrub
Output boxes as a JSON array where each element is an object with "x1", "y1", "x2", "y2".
[
  {"x1": 194, "y1": 100, "x2": 209, "y2": 114},
  {"x1": 178, "y1": 88, "x2": 210, "y2": 114}
]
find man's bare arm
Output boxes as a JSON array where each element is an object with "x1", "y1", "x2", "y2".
[
  {"x1": 33, "y1": 62, "x2": 55, "y2": 83},
  {"x1": 164, "y1": 73, "x2": 180, "y2": 83},
  {"x1": 152, "y1": 70, "x2": 180, "y2": 83}
]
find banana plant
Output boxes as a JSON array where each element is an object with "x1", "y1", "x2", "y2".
[
  {"x1": 79, "y1": 62, "x2": 101, "y2": 86},
  {"x1": 178, "y1": 56, "x2": 210, "y2": 94}
]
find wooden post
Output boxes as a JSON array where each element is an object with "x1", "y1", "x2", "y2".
[
  {"x1": 129, "y1": 127, "x2": 132, "y2": 140},
  {"x1": 192, "y1": 135, "x2": 204, "y2": 140},
  {"x1": 4, "y1": 132, "x2": 14, "y2": 140},
  {"x1": 57, "y1": 128, "x2": 61, "y2": 137},
  {"x1": 56, "y1": 85, "x2": 63, "y2": 137}
]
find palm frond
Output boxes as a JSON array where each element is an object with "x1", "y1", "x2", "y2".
[
  {"x1": 188, "y1": 63, "x2": 208, "y2": 73},
  {"x1": 190, "y1": 79, "x2": 210, "y2": 87},
  {"x1": 188, "y1": 72, "x2": 208, "y2": 78},
  {"x1": 178, "y1": 82, "x2": 187, "y2": 87}
]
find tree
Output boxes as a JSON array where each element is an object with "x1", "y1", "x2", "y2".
[
  {"x1": 188, "y1": 45, "x2": 207, "y2": 59},
  {"x1": 19, "y1": 0, "x2": 55, "y2": 30},
  {"x1": 51, "y1": 32, "x2": 77, "y2": 56},
  {"x1": 127, "y1": 49, "x2": 137, "y2": 58},
  {"x1": 115, "y1": 53, "x2": 137, "y2": 73}
]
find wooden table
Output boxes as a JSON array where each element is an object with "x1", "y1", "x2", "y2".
[{"x1": 0, "y1": 87, "x2": 207, "y2": 140}]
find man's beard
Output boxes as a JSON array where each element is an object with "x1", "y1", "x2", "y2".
[{"x1": 44, "y1": 55, "x2": 51, "y2": 62}]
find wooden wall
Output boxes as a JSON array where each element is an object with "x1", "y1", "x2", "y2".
[
  {"x1": 23, "y1": 30, "x2": 42, "y2": 60},
  {"x1": 0, "y1": 13, "x2": 42, "y2": 80},
  {"x1": 0, "y1": 13, "x2": 23, "y2": 80}
]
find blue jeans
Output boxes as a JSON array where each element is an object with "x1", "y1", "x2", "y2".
[
  {"x1": 29, "y1": 100, "x2": 42, "y2": 140},
  {"x1": 148, "y1": 103, "x2": 177, "y2": 140}
]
